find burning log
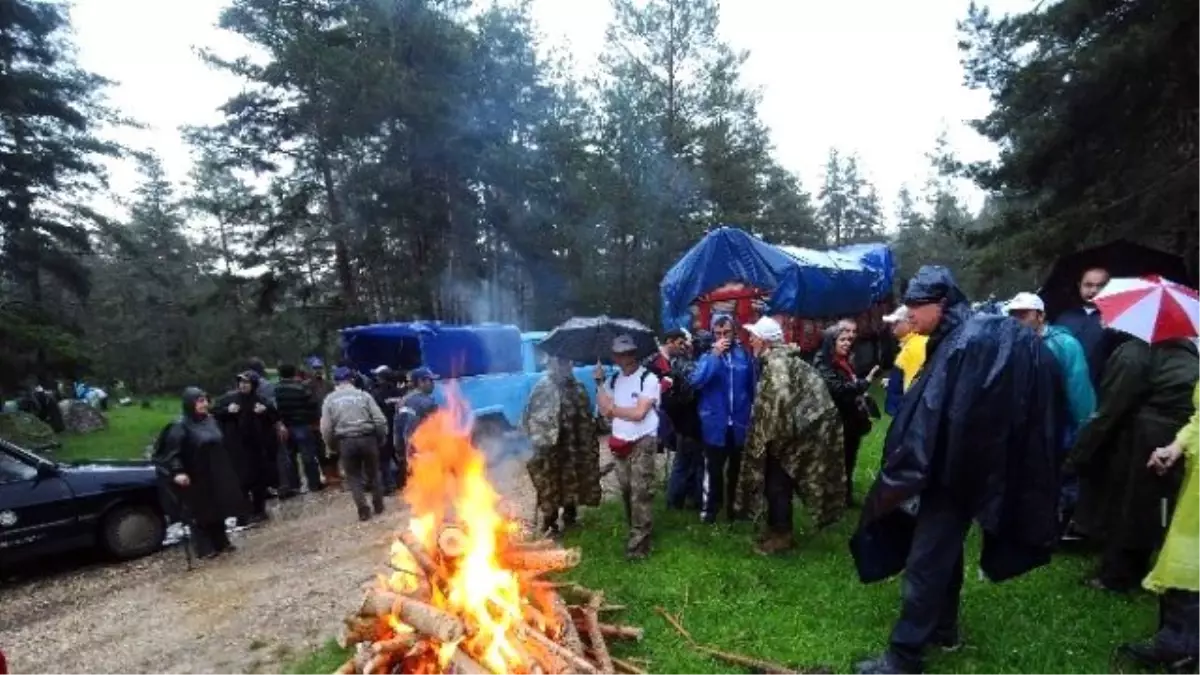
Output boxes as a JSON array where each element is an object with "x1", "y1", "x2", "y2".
[
  {"x1": 331, "y1": 407, "x2": 648, "y2": 675},
  {"x1": 500, "y1": 547, "x2": 582, "y2": 574},
  {"x1": 582, "y1": 595, "x2": 614, "y2": 674},
  {"x1": 437, "y1": 526, "x2": 468, "y2": 558}
]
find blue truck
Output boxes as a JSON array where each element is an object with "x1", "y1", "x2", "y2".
[{"x1": 339, "y1": 322, "x2": 607, "y2": 441}]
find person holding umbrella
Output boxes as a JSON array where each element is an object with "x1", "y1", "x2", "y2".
[
  {"x1": 595, "y1": 335, "x2": 661, "y2": 561},
  {"x1": 1068, "y1": 276, "x2": 1200, "y2": 592}
]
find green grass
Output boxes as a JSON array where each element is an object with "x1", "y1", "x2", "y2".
[
  {"x1": 54, "y1": 398, "x2": 177, "y2": 462},
  {"x1": 287, "y1": 639, "x2": 350, "y2": 675},
  {"x1": 286, "y1": 412, "x2": 1157, "y2": 673}
]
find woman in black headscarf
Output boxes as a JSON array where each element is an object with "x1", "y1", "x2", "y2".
[
  {"x1": 214, "y1": 372, "x2": 281, "y2": 524},
  {"x1": 154, "y1": 387, "x2": 249, "y2": 558}
]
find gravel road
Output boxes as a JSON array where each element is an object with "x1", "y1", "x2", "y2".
[{"x1": 0, "y1": 449, "x2": 659, "y2": 674}]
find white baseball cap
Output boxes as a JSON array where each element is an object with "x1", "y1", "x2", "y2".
[
  {"x1": 883, "y1": 306, "x2": 909, "y2": 324},
  {"x1": 745, "y1": 316, "x2": 784, "y2": 343},
  {"x1": 1006, "y1": 292, "x2": 1045, "y2": 313}
]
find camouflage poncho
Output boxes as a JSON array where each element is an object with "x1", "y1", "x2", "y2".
[
  {"x1": 521, "y1": 373, "x2": 602, "y2": 510},
  {"x1": 734, "y1": 343, "x2": 846, "y2": 528}
]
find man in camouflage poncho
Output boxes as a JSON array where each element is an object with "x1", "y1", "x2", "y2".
[
  {"x1": 522, "y1": 357, "x2": 602, "y2": 536},
  {"x1": 734, "y1": 316, "x2": 846, "y2": 556}
]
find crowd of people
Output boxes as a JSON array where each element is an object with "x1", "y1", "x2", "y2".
[
  {"x1": 521, "y1": 263, "x2": 1198, "y2": 674},
  {"x1": 152, "y1": 359, "x2": 442, "y2": 556},
  {"x1": 146, "y1": 259, "x2": 1197, "y2": 674}
]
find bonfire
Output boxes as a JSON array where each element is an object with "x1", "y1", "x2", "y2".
[{"x1": 335, "y1": 401, "x2": 646, "y2": 675}]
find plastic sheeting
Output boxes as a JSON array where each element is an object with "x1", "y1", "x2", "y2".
[
  {"x1": 835, "y1": 243, "x2": 895, "y2": 302},
  {"x1": 339, "y1": 322, "x2": 523, "y2": 378},
  {"x1": 659, "y1": 226, "x2": 894, "y2": 330}
]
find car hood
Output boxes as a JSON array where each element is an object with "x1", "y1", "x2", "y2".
[{"x1": 57, "y1": 459, "x2": 158, "y2": 491}]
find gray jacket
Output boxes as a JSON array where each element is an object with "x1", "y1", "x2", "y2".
[{"x1": 320, "y1": 385, "x2": 388, "y2": 445}]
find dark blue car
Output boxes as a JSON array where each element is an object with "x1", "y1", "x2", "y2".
[{"x1": 0, "y1": 439, "x2": 165, "y2": 566}]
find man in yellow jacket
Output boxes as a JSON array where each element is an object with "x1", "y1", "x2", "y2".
[{"x1": 883, "y1": 306, "x2": 928, "y2": 416}]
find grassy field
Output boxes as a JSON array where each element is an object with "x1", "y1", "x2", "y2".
[
  {"x1": 288, "y1": 413, "x2": 1157, "y2": 674},
  {"x1": 54, "y1": 399, "x2": 177, "y2": 462}
]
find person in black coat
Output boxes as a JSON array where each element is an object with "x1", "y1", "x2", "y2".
[
  {"x1": 213, "y1": 372, "x2": 280, "y2": 524},
  {"x1": 816, "y1": 327, "x2": 880, "y2": 507},
  {"x1": 853, "y1": 266, "x2": 1062, "y2": 674},
  {"x1": 154, "y1": 387, "x2": 249, "y2": 558}
]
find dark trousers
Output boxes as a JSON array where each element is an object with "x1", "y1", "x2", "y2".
[
  {"x1": 280, "y1": 424, "x2": 323, "y2": 493},
  {"x1": 701, "y1": 429, "x2": 743, "y2": 521},
  {"x1": 378, "y1": 438, "x2": 399, "y2": 492},
  {"x1": 340, "y1": 436, "x2": 384, "y2": 511},
  {"x1": 764, "y1": 452, "x2": 795, "y2": 534},
  {"x1": 192, "y1": 520, "x2": 232, "y2": 557},
  {"x1": 667, "y1": 436, "x2": 703, "y2": 509},
  {"x1": 844, "y1": 425, "x2": 863, "y2": 503},
  {"x1": 889, "y1": 490, "x2": 972, "y2": 668},
  {"x1": 1100, "y1": 546, "x2": 1155, "y2": 591},
  {"x1": 1157, "y1": 590, "x2": 1200, "y2": 657}
]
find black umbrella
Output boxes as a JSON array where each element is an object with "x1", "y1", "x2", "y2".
[
  {"x1": 538, "y1": 316, "x2": 658, "y2": 364},
  {"x1": 1039, "y1": 239, "x2": 1193, "y2": 320}
]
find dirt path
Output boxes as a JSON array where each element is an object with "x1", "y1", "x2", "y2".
[
  {"x1": 0, "y1": 451, "x2": 658, "y2": 674},
  {"x1": 0, "y1": 460, "x2": 540, "y2": 674}
]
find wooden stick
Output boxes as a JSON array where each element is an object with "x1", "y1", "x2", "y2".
[
  {"x1": 611, "y1": 656, "x2": 648, "y2": 675},
  {"x1": 551, "y1": 592, "x2": 586, "y2": 656},
  {"x1": 448, "y1": 647, "x2": 490, "y2": 674},
  {"x1": 371, "y1": 633, "x2": 417, "y2": 655},
  {"x1": 508, "y1": 537, "x2": 558, "y2": 551},
  {"x1": 363, "y1": 652, "x2": 393, "y2": 675},
  {"x1": 575, "y1": 622, "x2": 643, "y2": 642},
  {"x1": 398, "y1": 529, "x2": 440, "y2": 579},
  {"x1": 598, "y1": 604, "x2": 626, "y2": 613},
  {"x1": 393, "y1": 595, "x2": 466, "y2": 643},
  {"x1": 500, "y1": 547, "x2": 582, "y2": 573},
  {"x1": 583, "y1": 594, "x2": 614, "y2": 674},
  {"x1": 525, "y1": 635, "x2": 570, "y2": 674},
  {"x1": 360, "y1": 590, "x2": 398, "y2": 618},
  {"x1": 438, "y1": 525, "x2": 468, "y2": 558},
  {"x1": 696, "y1": 648, "x2": 835, "y2": 672},
  {"x1": 654, "y1": 606, "x2": 695, "y2": 644},
  {"x1": 526, "y1": 628, "x2": 600, "y2": 674}
]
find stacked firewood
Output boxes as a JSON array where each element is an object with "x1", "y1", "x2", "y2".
[{"x1": 334, "y1": 525, "x2": 646, "y2": 675}]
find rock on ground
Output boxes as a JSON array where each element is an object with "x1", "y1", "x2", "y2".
[{"x1": 0, "y1": 442, "x2": 667, "y2": 674}]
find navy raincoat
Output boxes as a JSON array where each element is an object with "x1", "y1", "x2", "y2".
[{"x1": 850, "y1": 267, "x2": 1063, "y2": 584}]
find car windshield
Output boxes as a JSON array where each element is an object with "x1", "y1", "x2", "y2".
[{"x1": 0, "y1": 448, "x2": 38, "y2": 483}]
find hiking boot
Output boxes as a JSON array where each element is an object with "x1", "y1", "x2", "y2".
[
  {"x1": 855, "y1": 652, "x2": 921, "y2": 675},
  {"x1": 373, "y1": 497, "x2": 386, "y2": 515},
  {"x1": 357, "y1": 505, "x2": 372, "y2": 522},
  {"x1": 625, "y1": 547, "x2": 650, "y2": 562},
  {"x1": 754, "y1": 533, "x2": 796, "y2": 557},
  {"x1": 931, "y1": 629, "x2": 963, "y2": 652},
  {"x1": 562, "y1": 505, "x2": 578, "y2": 530},
  {"x1": 1118, "y1": 641, "x2": 1199, "y2": 672}
]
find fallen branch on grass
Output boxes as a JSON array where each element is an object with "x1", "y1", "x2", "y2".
[{"x1": 656, "y1": 606, "x2": 829, "y2": 675}]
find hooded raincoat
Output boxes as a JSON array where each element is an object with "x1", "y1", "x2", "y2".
[
  {"x1": 1145, "y1": 382, "x2": 1200, "y2": 593},
  {"x1": 214, "y1": 374, "x2": 281, "y2": 493},
  {"x1": 522, "y1": 366, "x2": 603, "y2": 515},
  {"x1": 154, "y1": 388, "x2": 249, "y2": 526},
  {"x1": 689, "y1": 313, "x2": 757, "y2": 448},
  {"x1": 850, "y1": 267, "x2": 1063, "y2": 584}
]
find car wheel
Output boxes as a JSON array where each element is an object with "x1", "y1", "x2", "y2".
[{"x1": 101, "y1": 505, "x2": 165, "y2": 560}]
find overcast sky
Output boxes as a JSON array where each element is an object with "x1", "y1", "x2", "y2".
[{"x1": 71, "y1": 0, "x2": 1034, "y2": 224}]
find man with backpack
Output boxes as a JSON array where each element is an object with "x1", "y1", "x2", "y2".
[
  {"x1": 596, "y1": 335, "x2": 661, "y2": 561},
  {"x1": 650, "y1": 329, "x2": 703, "y2": 511}
]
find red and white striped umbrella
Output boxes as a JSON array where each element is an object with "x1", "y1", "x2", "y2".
[{"x1": 1093, "y1": 275, "x2": 1200, "y2": 343}]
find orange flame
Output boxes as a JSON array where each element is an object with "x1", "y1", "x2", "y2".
[{"x1": 379, "y1": 388, "x2": 545, "y2": 674}]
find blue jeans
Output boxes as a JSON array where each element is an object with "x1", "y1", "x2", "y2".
[
  {"x1": 667, "y1": 436, "x2": 703, "y2": 509},
  {"x1": 283, "y1": 425, "x2": 322, "y2": 492}
]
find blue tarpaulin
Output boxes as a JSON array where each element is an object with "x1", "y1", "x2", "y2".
[
  {"x1": 836, "y1": 243, "x2": 896, "y2": 303},
  {"x1": 339, "y1": 322, "x2": 523, "y2": 378},
  {"x1": 659, "y1": 226, "x2": 894, "y2": 330}
]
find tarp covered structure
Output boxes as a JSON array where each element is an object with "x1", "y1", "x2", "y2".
[
  {"x1": 660, "y1": 226, "x2": 895, "y2": 330},
  {"x1": 340, "y1": 322, "x2": 523, "y2": 378}
]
